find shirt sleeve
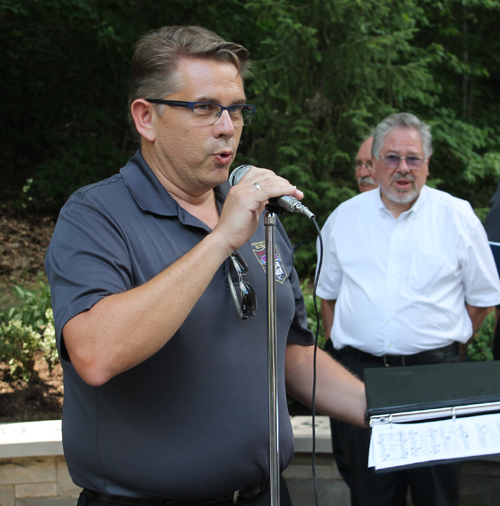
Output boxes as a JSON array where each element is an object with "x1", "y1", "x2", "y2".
[
  {"x1": 286, "y1": 265, "x2": 315, "y2": 346},
  {"x1": 316, "y1": 211, "x2": 343, "y2": 301},
  {"x1": 45, "y1": 193, "x2": 133, "y2": 360},
  {"x1": 460, "y1": 216, "x2": 500, "y2": 307}
]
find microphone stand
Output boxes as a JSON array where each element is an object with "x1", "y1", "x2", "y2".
[
  {"x1": 264, "y1": 208, "x2": 280, "y2": 506},
  {"x1": 263, "y1": 200, "x2": 313, "y2": 506}
]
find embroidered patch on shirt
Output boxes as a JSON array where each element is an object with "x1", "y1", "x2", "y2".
[{"x1": 251, "y1": 241, "x2": 288, "y2": 284}]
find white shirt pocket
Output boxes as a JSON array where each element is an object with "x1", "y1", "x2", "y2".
[{"x1": 409, "y1": 253, "x2": 457, "y2": 297}]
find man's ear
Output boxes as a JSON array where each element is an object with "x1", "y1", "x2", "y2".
[
  {"x1": 130, "y1": 99, "x2": 156, "y2": 142},
  {"x1": 425, "y1": 155, "x2": 431, "y2": 176}
]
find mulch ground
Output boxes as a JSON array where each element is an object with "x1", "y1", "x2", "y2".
[
  {"x1": 0, "y1": 352, "x2": 63, "y2": 424},
  {"x1": 0, "y1": 213, "x2": 55, "y2": 283}
]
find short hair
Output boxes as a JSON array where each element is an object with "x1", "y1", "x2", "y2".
[
  {"x1": 372, "y1": 113, "x2": 433, "y2": 160},
  {"x1": 128, "y1": 25, "x2": 251, "y2": 126}
]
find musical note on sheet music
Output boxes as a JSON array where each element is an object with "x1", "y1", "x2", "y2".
[{"x1": 369, "y1": 413, "x2": 500, "y2": 470}]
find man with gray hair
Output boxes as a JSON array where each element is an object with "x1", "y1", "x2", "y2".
[{"x1": 317, "y1": 112, "x2": 500, "y2": 505}]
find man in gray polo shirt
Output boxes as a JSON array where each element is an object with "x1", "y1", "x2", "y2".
[{"x1": 45, "y1": 25, "x2": 366, "y2": 506}]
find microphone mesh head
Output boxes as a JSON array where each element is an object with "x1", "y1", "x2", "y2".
[{"x1": 229, "y1": 165, "x2": 252, "y2": 186}]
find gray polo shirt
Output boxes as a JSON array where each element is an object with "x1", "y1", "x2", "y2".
[{"x1": 45, "y1": 150, "x2": 314, "y2": 500}]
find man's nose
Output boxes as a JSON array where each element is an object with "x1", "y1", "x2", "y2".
[
  {"x1": 398, "y1": 159, "x2": 411, "y2": 173},
  {"x1": 213, "y1": 110, "x2": 235, "y2": 137},
  {"x1": 359, "y1": 163, "x2": 371, "y2": 177}
]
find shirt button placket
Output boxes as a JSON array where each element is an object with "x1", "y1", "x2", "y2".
[{"x1": 384, "y1": 222, "x2": 402, "y2": 353}]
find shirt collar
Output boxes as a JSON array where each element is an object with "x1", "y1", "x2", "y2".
[
  {"x1": 376, "y1": 184, "x2": 428, "y2": 218},
  {"x1": 120, "y1": 150, "x2": 229, "y2": 217}
]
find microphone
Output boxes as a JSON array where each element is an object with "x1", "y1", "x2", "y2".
[{"x1": 229, "y1": 165, "x2": 315, "y2": 219}]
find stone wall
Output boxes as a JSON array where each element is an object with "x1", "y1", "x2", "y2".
[
  {"x1": 1, "y1": 418, "x2": 500, "y2": 506},
  {"x1": 0, "y1": 420, "x2": 81, "y2": 506},
  {"x1": 0, "y1": 456, "x2": 80, "y2": 506},
  {"x1": 284, "y1": 452, "x2": 351, "y2": 505},
  {"x1": 285, "y1": 452, "x2": 500, "y2": 506}
]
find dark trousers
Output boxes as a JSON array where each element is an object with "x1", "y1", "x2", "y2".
[
  {"x1": 324, "y1": 339, "x2": 356, "y2": 506},
  {"x1": 334, "y1": 346, "x2": 462, "y2": 506},
  {"x1": 77, "y1": 476, "x2": 293, "y2": 506},
  {"x1": 493, "y1": 311, "x2": 500, "y2": 360}
]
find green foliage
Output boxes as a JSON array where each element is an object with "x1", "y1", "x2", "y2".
[
  {"x1": 29, "y1": 136, "x2": 129, "y2": 211},
  {"x1": 3, "y1": 0, "x2": 500, "y2": 274},
  {"x1": 40, "y1": 308, "x2": 59, "y2": 374},
  {"x1": 240, "y1": 0, "x2": 500, "y2": 270},
  {"x1": 467, "y1": 311, "x2": 495, "y2": 362},
  {"x1": 300, "y1": 278, "x2": 325, "y2": 349},
  {"x1": 1, "y1": 274, "x2": 52, "y2": 329},
  {"x1": 474, "y1": 207, "x2": 490, "y2": 224},
  {"x1": 0, "y1": 317, "x2": 43, "y2": 381},
  {"x1": 0, "y1": 276, "x2": 58, "y2": 381}
]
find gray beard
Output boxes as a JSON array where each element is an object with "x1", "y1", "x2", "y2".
[
  {"x1": 383, "y1": 175, "x2": 421, "y2": 205},
  {"x1": 358, "y1": 176, "x2": 377, "y2": 187}
]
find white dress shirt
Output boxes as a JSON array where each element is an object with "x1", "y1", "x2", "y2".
[{"x1": 316, "y1": 185, "x2": 500, "y2": 355}]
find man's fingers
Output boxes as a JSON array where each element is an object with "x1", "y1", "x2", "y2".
[{"x1": 236, "y1": 168, "x2": 304, "y2": 201}]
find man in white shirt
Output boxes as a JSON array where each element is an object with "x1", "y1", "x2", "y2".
[
  {"x1": 322, "y1": 136, "x2": 378, "y2": 342},
  {"x1": 316, "y1": 112, "x2": 500, "y2": 506},
  {"x1": 321, "y1": 135, "x2": 378, "y2": 501}
]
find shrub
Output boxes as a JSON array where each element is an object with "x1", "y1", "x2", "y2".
[
  {"x1": 467, "y1": 311, "x2": 495, "y2": 362},
  {"x1": 40, "y1": 308, "x2": 58, "y2": 374},
  {"x1": 2, "y1": 274, "x2": 52, "y2": 330},
  {"x1": 0, "y1": 275, "x2": 58, "y2": 381},
  {"x1": 300, "y1": 278, "x2": 325, "y2": 349},
  {"x1": 0, "y1": 316, "x2": 43, "y2": 381}
]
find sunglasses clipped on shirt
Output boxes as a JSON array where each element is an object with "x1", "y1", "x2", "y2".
[{"x1": 228, "y1": 250, "x2": 257, "y2": 320}]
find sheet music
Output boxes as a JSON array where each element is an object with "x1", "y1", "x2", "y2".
[{"x1": 369, "y1": 412, "x2": 500, "y2": 470}]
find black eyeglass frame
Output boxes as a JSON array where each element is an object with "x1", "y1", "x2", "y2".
[
  {"x1": 145, "y1": 99, "x2": 256, "y2": 126},
  {"x1": 228, "y1": 251, "x2": 257, "y2": 320},
  {"x1": 379, "y1": 154, "x2": 428, "y2": 171},
  {"x1": 355, "y1": 160, "x2": 374, "y2": 169}
]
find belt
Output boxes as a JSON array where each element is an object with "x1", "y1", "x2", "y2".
[
  {"x1": 84, "y1": 481, "x2": 270, "y2": 506},
  {"x1": 340, "y1": 342, "x2": 459, "y2": 367}
]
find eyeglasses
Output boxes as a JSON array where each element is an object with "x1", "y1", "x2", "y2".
[
  {"x1": 145, "y1": 99, "x2": 256, "y2": 126},
  {"x1": 380, "y1": 154, "x2": 427, "y2": 171},
  {"x1": 355, "y1": 160, "x2": 373, "y2": 170},
  {"x1": 228, "y1": 251, "x2": 257, "y2": 320}
]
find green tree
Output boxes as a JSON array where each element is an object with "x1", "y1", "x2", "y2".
[
  {"x1": 239, "y1": 0, "x2": 500, "y2": 272},
  {"x1": 240, "y1": 0, "x2": 439, "y2": 270},
  {"x1": 3, "y1": 0, "x2": 500, "y2": 275},
  {"x1": 0, "y1": 0, "x2": 249, "y2": 210}
]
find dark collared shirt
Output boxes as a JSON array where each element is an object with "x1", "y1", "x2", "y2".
[{"x1": 45, "y1": 150, "x2": 313, "y2": 500}]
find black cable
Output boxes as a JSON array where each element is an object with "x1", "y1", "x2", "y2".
[{"x1": 310, "y1": 217, "x2": 323, "y2": 506}]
